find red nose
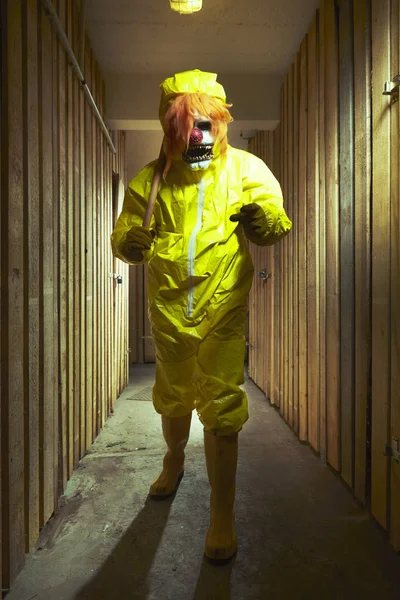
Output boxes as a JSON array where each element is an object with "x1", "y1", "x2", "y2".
[{"x1": 189, "y1": 128, "x2": 203, "y2": 144}]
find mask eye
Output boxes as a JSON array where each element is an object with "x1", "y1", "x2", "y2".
[{"x1": 196, "y1": 121, "x2": 212, "y2": 132}]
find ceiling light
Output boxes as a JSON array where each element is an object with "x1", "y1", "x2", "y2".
[{"x1": 169, "y1": 0, "x2": 203, "y2": 14}]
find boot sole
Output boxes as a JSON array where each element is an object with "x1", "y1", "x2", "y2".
[{"x1": 204, "y1": 550, "x2": 237, "y2": 566}]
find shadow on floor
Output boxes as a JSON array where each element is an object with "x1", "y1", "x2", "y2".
[
  {"x1": 74, "y1": 494, "x2": 174, "y2": 599},
  {"x1": 73, "y1": 489, "x2": 234, "y2": 600},
  {"x1": 193, "y1": 557, "x2": 234, "y2": 600},
  {"x1": 73, "y1": 490, "x2": 238, "y2": 600}
]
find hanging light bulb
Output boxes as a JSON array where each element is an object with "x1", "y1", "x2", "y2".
[{"x1": 169, "y1": 0, "x2": 203, "y2": 14}]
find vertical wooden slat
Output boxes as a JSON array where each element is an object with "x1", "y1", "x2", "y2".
[
  {"x1": 390, "y1": 0, "x2": 400, "y2": 551},
  {"x1": 99, "y1": 72, "x2": 105, "y2": 427},
  {"x1": 79, "y1": 12, "x2": 86, "y2": 457},
  {"x1": 106, "y1": 137, "x2": 111, "y2": 407},
  {"x1": 247, "y1": 136, "x2": 253, "y2": 380},
  {"x1": 298, "y1": 36, "x2": 308, "y2": 442},
  {"x1": 58, "y1": 0, "x2": 68, "y2": 493},
  {"x1": 292, "y1": 53, "x2": 300, "y2": 435},
  {"x1": 85, "y1": 43, "x2": 93, "y2": 446},
  {"x1": 256, "y1": 240, "x2": 261, "y2": 387},
  {"x1": 116, "y1": 177, "x2": 124, "y2": 393},
  {"x1": 247, "y1": 139, "x2": 253, "y2": 378},
  {"x1": 354, "y1": 0, "x2": 372, "y2": 503},
  {"x1": 338, "y1": 0, "x2": 356, "y2": 489},
  {"x1": 52, "y1": 0, "x2": 60, "y2": 506},
  {"x1": 103, "y1": 78, "x2": 111, "y2": 416},
  {"x1": 39, "y1": 0, "x2": 56, "y2": 525},
  {"x1": 259, "y1": 135, "x2": 264, "y2": 395},
  {"x1": 137, "y1": 264, "x2": 145, "y2": 365},
  {"x1": 112, "y1": 174, "x2": 120, "y2": 391},
  {"x1": 2, "y1": 0, "x2": 25, "y2": 585},
  {"x1": 66, "y1": 0, "x2": 74, "y2": 478},
  {"x1": 258, "y1": 134, "x2": 264, "y2": 393},
  {"x1": 273, "y1": 125, "x2": 281, "y2": 408},
  {"x1": 144, "y1": 265, "x2": 154, "y2": 362},
  {"x1": 266, "y1": 132, "x2": 275, "y2": 404},
  {"x1": 122, "y1": 134, "x2": 129, "y2": 386},
  {"x1": 72, "y1": 0, "x2": 81, "y2": 466},
  {"x1": 371, "y1": 0, "x2": 391, "y2": 530},
  {"x1": 266, "y1": 132, "x2": 272, "y2": 398},
  {"x1": 306, "y1": 14, "x2": 320, "y2": 453},
  {"x1": 262, "y1": 132, "x2": 268, "y2": 394},
  {"x1": 282, "y1": 81, "x2": 289, "y2": 421},
  {"x1": 98, "y1": 63, "x2": 105, "y2": 427},
  {"x1": 116, "y1": 136, "x2": 121, "y2": 392},
  {"x1": 324, "y1": 0, "x2": 340, "y2": 471},
  {"x1": 129, "y1": 265, "x2": 138, "y2": 364},
  {"x1": 279, "y1": 87, "x2": 285, "y2": 415},
  {"x1": 0, "y1": 0, "x2": 4, "y2": 590},
  {"x1": 96, "y1": 64, "x2": 103, "y2": 423},
  {"x1": 287, "y1": 65, "x2": 294, "y2": 429},
  {"x1": 104, "y1": 119, "x2": 110, "y2": 415},
  {"x1": 91, "y1": 51, "x2": 98, "y2": 439},
  {"x1": 318, "y1": 0, "x2": 327, "y2": 463},
  {"x1": 119, "y1": 141, "x2": 125, "y2": 387},
  {"x1": 24, "y1": 0, "x2": 40, "y2": 550}
]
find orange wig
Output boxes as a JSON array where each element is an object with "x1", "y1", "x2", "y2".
[{"x1": 162, "y1": 92, "x2": 233, "y2": 177}]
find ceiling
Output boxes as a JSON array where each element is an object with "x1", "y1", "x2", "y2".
[{"x1": 85, "y1": 0, "x2": 320, "y2": 76}]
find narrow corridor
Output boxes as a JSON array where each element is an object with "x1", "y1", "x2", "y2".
[{"x1": 8, "y1": 366, "x2": 400, "y2": 600}]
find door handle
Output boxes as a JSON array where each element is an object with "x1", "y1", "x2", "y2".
[
  {"x1": 109, "y1": 272, "x2": 123, "y2": 284},
  {"x1": 383, "y1": 74, "x2": 400, "y2": 96},
  {"x1": 259, "y1": 269, "x2": 272, "y2": 281}
]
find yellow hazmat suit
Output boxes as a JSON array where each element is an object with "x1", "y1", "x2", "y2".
[
  {"x1": 111, "y1": 70, "x2": 291, "y2": 437},
  {"x1": 112, "y1": 70, "x2": 291, "y2": 561}
]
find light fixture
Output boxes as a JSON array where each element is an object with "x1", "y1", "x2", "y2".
[{"x1": 169, "y1": 0, "x2": 203, "y2": 14}]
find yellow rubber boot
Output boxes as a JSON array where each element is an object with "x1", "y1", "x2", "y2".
[
  {"x1": 204, "y1": 431, "x2": 238, "y2": 562},
  {"x1": 150, "y1": 413, "x2": 192, "y2": 497}
]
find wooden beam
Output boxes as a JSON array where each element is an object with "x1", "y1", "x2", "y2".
[
  {"x1": 371, "y1": 0, "x2": 391, "y2": 531},
  {"x1": 353, "y1": 0, "x2": 372, "y2": 504},
  {"x1": 324, "y1": 0, "x2": 341, "y2": 471}
]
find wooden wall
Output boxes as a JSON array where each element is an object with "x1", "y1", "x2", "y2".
[
  {"x1": 248, "y1": 0, "x2": 400, "y2": 551},
  {"x1": 0, "y1": 0, "x2": 128, "y2": 591},
  {"x1": 129, "y1": 264, "x2": 156, "y2": 364}
]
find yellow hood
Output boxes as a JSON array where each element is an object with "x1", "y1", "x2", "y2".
[{"x1": 159, "y1": 69, "x2": 227, "y2": 127}]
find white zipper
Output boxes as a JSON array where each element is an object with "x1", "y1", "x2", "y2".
[{"x1": 187, "y1": 177, "x2": 206, "y2": 317}]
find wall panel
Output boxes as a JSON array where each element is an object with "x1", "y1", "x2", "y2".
[
  {"x1": 353, "y1": 0, "x2": 372, "y2": 504},
  {"x1": 371, "y1": 0, "x2": 391, "y2": 531},
  {"x1": 248, "y1": 0, "x2": 400, "y2": 552},
  {"x1": 0, "y1": 0, "x2": 128, "y2": 591},
  {"x1": 390, "y1": 0, "x2": 400, "y2": 551},
  {"x1": 323, "y1": 0, "x2": 340, "y2": 472},
  {"x1": 306, "y1": 14, "x2": 320, "y2": 453},
  {"x1": 298, "y1": 37, "x2": 308, "y2": 443},
  {"x1": 338, "y1": 0, "x2": 355, "y2": 488}
]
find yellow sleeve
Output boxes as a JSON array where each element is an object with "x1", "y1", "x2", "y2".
[
  {"x1": 111, "y1": 163, "x2": 157, "y2": 265},
  {"x1": 242, "y1": 151, "x2": 292, "y2": 246}
]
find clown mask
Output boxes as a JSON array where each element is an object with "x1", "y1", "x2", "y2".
[
  {"x1": 160, "y1": 74, "x2": 233, "y2": 178},
  {"x1": 182, "y1": 111, "x2": 216, "y2": 171}
]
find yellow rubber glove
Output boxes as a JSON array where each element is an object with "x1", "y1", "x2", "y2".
[
  {"x1": 230, "y1": 203, "x2": 272, "y2": 244},
  {"x1": 230, "y1": 202, "x2": 291, "y2": 246},
  {"x1": 118, "y1": 226, "x2": 155, "y2": 261}
]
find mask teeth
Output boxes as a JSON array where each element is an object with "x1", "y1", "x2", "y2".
[
  {"x1": 182, "y1": 145, "x2": 214, "y2": 163},
  {"x1": 183, "y1": 153, "x2": 214, "y2": 164}
]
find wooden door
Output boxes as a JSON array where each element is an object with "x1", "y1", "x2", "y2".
[
  {"x1": 248, "y1": 132, "x2": 279, "y2": 402},
  {"x1": 112, "y1": 174, "x2": 130, "y2": 391}
]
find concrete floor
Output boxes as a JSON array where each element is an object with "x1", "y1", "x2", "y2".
[{"x1": 8, "y1": 364, "x2": 400, "y2": 600}]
